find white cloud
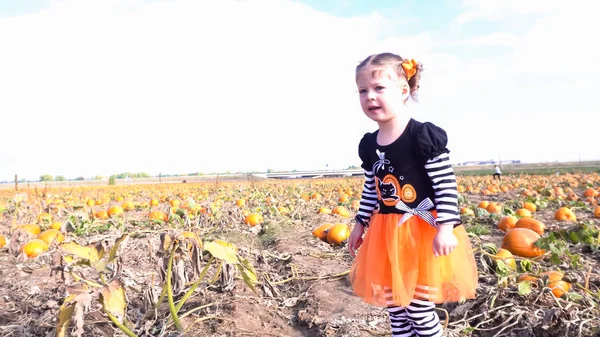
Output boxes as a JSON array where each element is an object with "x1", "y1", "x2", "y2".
[
  {"x1": 0, "y1": 0, "x2": 597, "y2": 181},
  {"x1": 454, "y1": 0, "x2": 580, "y2": 24},
  {"x1": 0, "y1": 0, "x2": 388, "y2": 180}
]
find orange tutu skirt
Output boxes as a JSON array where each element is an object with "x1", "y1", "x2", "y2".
[{"x1": 350, "y1": 212, "x2": 478, "y2": 307}]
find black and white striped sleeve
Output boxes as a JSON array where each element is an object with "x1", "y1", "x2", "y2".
[
  {"x1": 424, "y1": 152, "x2": 462, "y2": 227},
  {"x1": 354, "y1": 169, "x2": 378, "y2": 227}
]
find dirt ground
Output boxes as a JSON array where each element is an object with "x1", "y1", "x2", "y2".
[{"x1": 0, "y1": 179, "x2": 599, "y2": 337}]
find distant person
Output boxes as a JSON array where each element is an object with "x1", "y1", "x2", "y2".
[
  {"x1": 347, "y1": 52, "x2": 478, "y2": 337},
  {"x1": 493, "y1": 165, "x2": 502, "y2": 180}
]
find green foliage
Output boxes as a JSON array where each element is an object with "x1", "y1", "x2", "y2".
[{"x1": 40, "y1": 174, "x2": 53, "y2": 182}]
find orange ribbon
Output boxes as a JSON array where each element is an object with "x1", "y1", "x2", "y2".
[{"x1": 401, "y1": 59, "x2": 418, "y2": 81}]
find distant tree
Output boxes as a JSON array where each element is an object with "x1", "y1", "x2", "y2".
[
  {"x1": 40, "y1": 174, "x2": 53, "y2": 182},
  {"x1": 54, "y1": 176, "x2": 66, "y2": 181}
]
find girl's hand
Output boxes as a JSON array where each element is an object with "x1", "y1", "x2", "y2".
[
  {"x1": 432, "y1": 224, "x2": 457, "y2": 257},
  {"x1": 348, "y1": 223, "x2": 366, "y2": 257}
]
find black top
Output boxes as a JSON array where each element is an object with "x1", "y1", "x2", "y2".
[{"x1": 357, "y1": 118, "x2": 450, "y2": 214}]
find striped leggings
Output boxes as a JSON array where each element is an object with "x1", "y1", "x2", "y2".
[{"x1": 387, "y1": 299, "x2": 442, "y2": 337}]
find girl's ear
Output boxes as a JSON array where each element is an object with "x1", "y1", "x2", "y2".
[{"x1": 401, "y1": 82, "x2": 410, "y2": 101}]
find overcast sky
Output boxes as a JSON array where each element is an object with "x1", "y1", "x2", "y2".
[{"x1": 1, "y1": 0, "x2": 598, "y2": 181}]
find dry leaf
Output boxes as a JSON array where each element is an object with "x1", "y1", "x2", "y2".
[
  {"x1": 59, "y1": 241, "x2": 104, "y2": 263},
  {"x1": 99, "y1": 278, "x2": 127, "y2": 323}
]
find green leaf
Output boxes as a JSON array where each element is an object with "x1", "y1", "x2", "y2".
[
  {"x1": 237, "y1": 257, "x2": 259, "y2": 295},
  {"x1": 519, "y1": 259, "x2": 532, "y2": 272},
  {"x1": 495, "y1": 260, "x2": 511, "y2": 276},
  {"x1": 475, "y1": 208, "x2": 490, "y2": 218},
  {"x1": 204, "y1": 241, "x2": 238, "y2": 264},
  {"x1": 482, "y1": 243, "x2": 498, "y2": 254},
  {"x1": 517, "y1": 281, "x2": 532, "y2": 296}
]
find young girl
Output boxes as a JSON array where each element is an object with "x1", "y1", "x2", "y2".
[{"x1": 348, "y1": 53, "x2": 478, "y2": 337}]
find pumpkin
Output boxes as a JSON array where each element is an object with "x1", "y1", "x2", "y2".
[
  {"x1": 497, "y1": 216, "x2": 517, "y2": 232},
  {"x1": 107, "y1": 206, "x2": 124, "y2": 217},
  {"x1": 21, "y1": 239, "x2": 49, "y2": 258},
  {"x1": 492, "y1": 248, "x2": 516, "y2": 270},
  {"x1": 517, "y1": 274, "x2": 539, "y2": 283},
  {"x1": 18, "y1": 224, "x2": 41, "y2": 236},
  {"x1": 244, "y1": 213, "x2": 263, "y2": 226},
  {"x1": 501, "y1": 228, "x2": 545, "y2": 258},
  {"x1": 540, "y1": 270, "x2": 564, "y2": 282},
  {"x1": 583, "y1": 188, "x2": 599, "y2": 198},
  {"x1": 332, "y1": 206, "x2": 350, "y2": 218},
  {"x1": 94, "y1": 210, "x2": 109, "y2": 219},
  {"x1": 555, "y1": 207, "x2": 576, "y2": 221},
  {"x1": 548, "y1": 280, "x2": 571, "y2": 298},
  {"x1": 486, "y1": 202, "x2": 502, "y2": 214},
  {"x1": 318, "y1": 207, "x2": 332, "y2": 214},
  {"x1": 149, "y1": 211, "x2": 169, "y2": 222},
  {"x1": 121, "y1": 200, "x2": 135, "y2": 211},
  {"x1": 312, "y1": 223, "x2": 335, "y2": 242},
  {"x1": 50, "y1": 222, "x2": 63, "y2": 230},
  {"x1": 515, "y1": 208, "x2": 532, "y2": 218},
  {"x1": 460, "y1": 207, "x2": 474, "y2": 216},
  {"x1": 326, "y1": 224, "x2": 351, "y2": 246},
  {"x1": 37, "y1": 229, "x2": 65, "y2": 245},
  {"x1": 514, "y1": 218, "x2": 545, "y2": 235},
  {"x1": 523, "y1": 202, "x2": 537, "y2": 213}
]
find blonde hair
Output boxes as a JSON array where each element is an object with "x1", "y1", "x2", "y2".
[{"x1": 356, "y1": 52, "x2": 423, "y2": 101}]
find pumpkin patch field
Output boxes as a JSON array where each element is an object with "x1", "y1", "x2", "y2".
[{"x1": 0, "y1": 173, "x2": 599, "y2": 337}]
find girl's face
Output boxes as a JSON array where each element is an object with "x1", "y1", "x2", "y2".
[{"x1": 356, "y1": 65, "x2": 409, "y2": 124}]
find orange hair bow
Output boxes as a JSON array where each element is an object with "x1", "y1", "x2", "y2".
[{"x1": 401, "y1": 59, "x2": 418, "y2": 81}]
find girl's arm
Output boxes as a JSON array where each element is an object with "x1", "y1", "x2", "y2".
[
  {"x1": 424, "y1": 152, "x2": 462, "y2": 227},
  {"x1": 354, "y1": 168, "x2": 378, "y2": 227}
]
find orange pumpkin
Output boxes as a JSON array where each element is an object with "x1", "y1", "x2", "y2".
[
  {"x1": 501, "y1": 228, "x2": 545, "y2": 258},
  {"x1": 312, "y1": 223, "x2": 335, "y2": 242},
  {"x1": 21, "y1": 239, "x2": 49, "y2": 258},
  {"x1": 37, "y1": 229, "x2": 65, "y2": 245},
  {"x1": 497, "y1": 216, "x2": 517, "y2": 232},
  {"x1": 486, "y1": 202, "x2": 502, "y2": 214},
  {"x1": 244, "y1": 213, "x2": 263, "y2": 226},
  {"x1": 540, "y1": 270, "x2": 564, "y2": 282},
  {"x1": 517, "y1": 274, "x2": 539, "y2": 283},
  {"x1": 555, "y1": 207, "x2": 576, "y2": 221},
  {"x1": 326, "y1": 224, "x2": 351, "y2": 246},
  {"x1": 332, "y1": 206, "x2": 350, "y2": 218},
  {"x1": 515, "y1": 208, "x2": 532, "y2": 218},
  {"x1": 514, "y1": 218, "x2": 545, "y2": 235},
  {"x1": 523, "y1": 202, "x2": 537, "y2": 213},
  {"x1": 548, "y1": 280, "x2": 571, "y2": 298},
  {"x1": 149, "y1": 211, "x2": 169, "y2": 222},
  {"x1": 107, "y1": 206, "x2": 124, "y2": 217}
]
